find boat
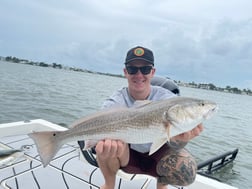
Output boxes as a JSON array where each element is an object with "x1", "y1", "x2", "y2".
[{"x1": 0, "y1": 119, "x2": 238, "y2": 189}]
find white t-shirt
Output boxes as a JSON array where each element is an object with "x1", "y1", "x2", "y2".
[{"x1": 102, "y1": 86, "x2": 175, "y2": 153}]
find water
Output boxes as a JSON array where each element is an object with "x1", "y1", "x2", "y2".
[{"x1": 0, "y1": 61, "x2": 251, "y2": 189}]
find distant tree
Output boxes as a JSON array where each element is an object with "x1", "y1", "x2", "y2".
[
  {"x1": 12, "y1": 57, "x2": 20, "y2": 63},
  {"x1": 208, "y1": 83, "x2": 216, "y2": 90},
  {"x1": 39, "y1": 62, "x2": 48, "y2": 67},
  {"x1": 231, "y1": 87, "x2": 241, "y2": 94},
  {"x1": 5, "y1": 56, "x2": 12, "y2": 61},
  {"x1": 52, "y1": 63, "x2": 62, "y2": 69},
  {"x1": 226, "y1": 86, "x2": 231, "y2": 90}
]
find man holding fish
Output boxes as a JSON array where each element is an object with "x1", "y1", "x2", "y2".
[
  {"x1": 95, "y1": 46, "x2": 204, "y2": 189},
  {"x1": 29, "y1": 46, "x2": 216, "y2": 189}
]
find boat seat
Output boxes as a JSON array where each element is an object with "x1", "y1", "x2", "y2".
[{"x1": 150, "y1": 76, "x2": 180, "y2": 95}]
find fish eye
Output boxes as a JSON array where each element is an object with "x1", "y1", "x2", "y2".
[{"x1": 53, "y1": 133, "x2": 56, "y2": 136}]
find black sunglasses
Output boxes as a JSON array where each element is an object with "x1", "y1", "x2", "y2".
[{"x1": 126, "y1": 66, "x2": 153, "y2": 75}]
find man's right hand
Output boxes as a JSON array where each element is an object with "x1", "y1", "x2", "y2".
[{"x1": 95, "y1": 139, "x2": 129, "y2": 167}]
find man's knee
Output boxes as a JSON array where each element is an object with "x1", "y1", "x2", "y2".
[
  {"x1": 157, "y1": 171, "x2": 196, "y2": 186},
  {"x1": 156, "y1": 149, "x2": 197, "y2": 186}
]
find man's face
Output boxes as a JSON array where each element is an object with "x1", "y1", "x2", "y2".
[{"x1": 124, "y1": 60, "x2": 155, "y2": 94}]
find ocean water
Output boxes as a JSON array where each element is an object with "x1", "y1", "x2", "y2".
[{"x1": 0, "y1": 61, "x2": 251, "y2": 189}]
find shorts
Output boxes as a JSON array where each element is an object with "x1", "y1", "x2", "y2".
[{"x1": 121, "y1": 143, "x2": 170, "y2": 178}]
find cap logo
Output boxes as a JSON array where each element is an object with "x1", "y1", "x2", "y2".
[{"x1": 134, "y1": 48, "x2": 144, "y2": 56}]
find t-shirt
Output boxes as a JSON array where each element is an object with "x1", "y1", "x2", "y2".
[{"x1": 102, "y1": 85, "x2": 175, "y2": 153}]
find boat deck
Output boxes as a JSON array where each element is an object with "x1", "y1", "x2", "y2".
[
  {"x1": 0, "y1": 134, "x2": 172, "y2": 189},
  {"x1": 0, "y1": 119, "x2": 238, "y2": 189}
]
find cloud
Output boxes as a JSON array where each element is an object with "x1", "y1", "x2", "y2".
[{"x1": 0, "y1": 0, "x2": 252, "y2": 89}]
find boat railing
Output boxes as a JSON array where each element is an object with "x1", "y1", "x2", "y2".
[{"x1": 197, "y1": 148, "x2": 239, "y2": 174}]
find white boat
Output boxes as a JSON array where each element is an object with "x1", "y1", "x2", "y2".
[{"x1": 0, "y1": 119, "x2": 238, "y2": 189}]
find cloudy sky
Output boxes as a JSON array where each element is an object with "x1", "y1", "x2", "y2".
[{"x1": 1, "y1": 0, "x2": 252, "y2": 89}]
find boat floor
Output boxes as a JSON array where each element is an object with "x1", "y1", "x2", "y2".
[
  {"x1": 0, "y1": 134, "x2": 183, "y2": 189},
  {"x1": 0, "y1": 119, "x2": 238, "y2": 189}
]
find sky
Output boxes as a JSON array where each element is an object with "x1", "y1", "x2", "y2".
[{"x1": 1, "y1": 0, "x2": 252, "y2": 90}]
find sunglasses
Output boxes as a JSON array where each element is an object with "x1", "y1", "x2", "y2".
[{"x1": 126, "y1": 66, "x2": 153, "y2": 75}]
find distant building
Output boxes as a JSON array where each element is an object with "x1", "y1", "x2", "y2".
[{"x1": 198, "y1": 83, "x2": 210, "y2": 90}]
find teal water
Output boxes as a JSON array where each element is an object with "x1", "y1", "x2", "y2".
[{"x1": 0, "y1": 61, "x2": 251, "y2": 188}]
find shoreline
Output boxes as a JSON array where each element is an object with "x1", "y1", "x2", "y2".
[{"x1": 1, "y1": 56, "x2": 251, "y2": 96}]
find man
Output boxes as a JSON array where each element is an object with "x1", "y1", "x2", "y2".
[{"x1": 95, "y1": 46, "x2": 203, "y2": 189}]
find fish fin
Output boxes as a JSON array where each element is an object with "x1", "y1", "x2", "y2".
[
  {"x1": 133, "y1": 100, "x2": 152, "y2": 108},
  {"x1": 28, "y1": 131, "x2": 63, "y2": 167},
  {"x1": 149, "y1": 138, "x2": 168, "y2": 155},
  {"x1": 83, "y1": 140, "x2": 98, "y2": 150},
  {"x1": 162, "y1": 121, "x2": 172, "y2": 142}
]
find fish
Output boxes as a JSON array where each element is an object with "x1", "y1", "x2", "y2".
[
  {"x1": 28, "y1": 96, "x2": 217, "y2": 167},
  {"x1": 0, "y1": 149, "x2": 24, "y2": 167}
]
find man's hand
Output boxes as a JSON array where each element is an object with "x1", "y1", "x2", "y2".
[
  {"x1": 95, "y1": 139, "x2": 129, "y2": 167},
  {"x1": 95, "y1": 139, "x2": 129, "y2": 189}
]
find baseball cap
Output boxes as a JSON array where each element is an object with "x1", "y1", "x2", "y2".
[{"x1": 125, "y1": 46, "x2": 154, "y2": 65}]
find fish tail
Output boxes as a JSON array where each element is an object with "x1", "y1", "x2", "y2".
[{"x1": 28, "y1": 131, "x2": 63, "y2": 167}]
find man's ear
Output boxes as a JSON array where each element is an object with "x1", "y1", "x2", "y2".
[
  {"x1": 151, "y1": 67, "x2": 156, "y2": 76},
  {"x1": 123, "y1": 68, "x2": 127, "y2": 76}
]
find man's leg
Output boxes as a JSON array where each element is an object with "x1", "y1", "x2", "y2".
[
  {"x1": 155, "y1": 124, "x2": 202, "y2": 186},
  {"x1": 157, "y1": 182, "x2": 168, "y2": 189},
  {"x1": 156, "y1": 148, "x2": 197, "y2": 186}
]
